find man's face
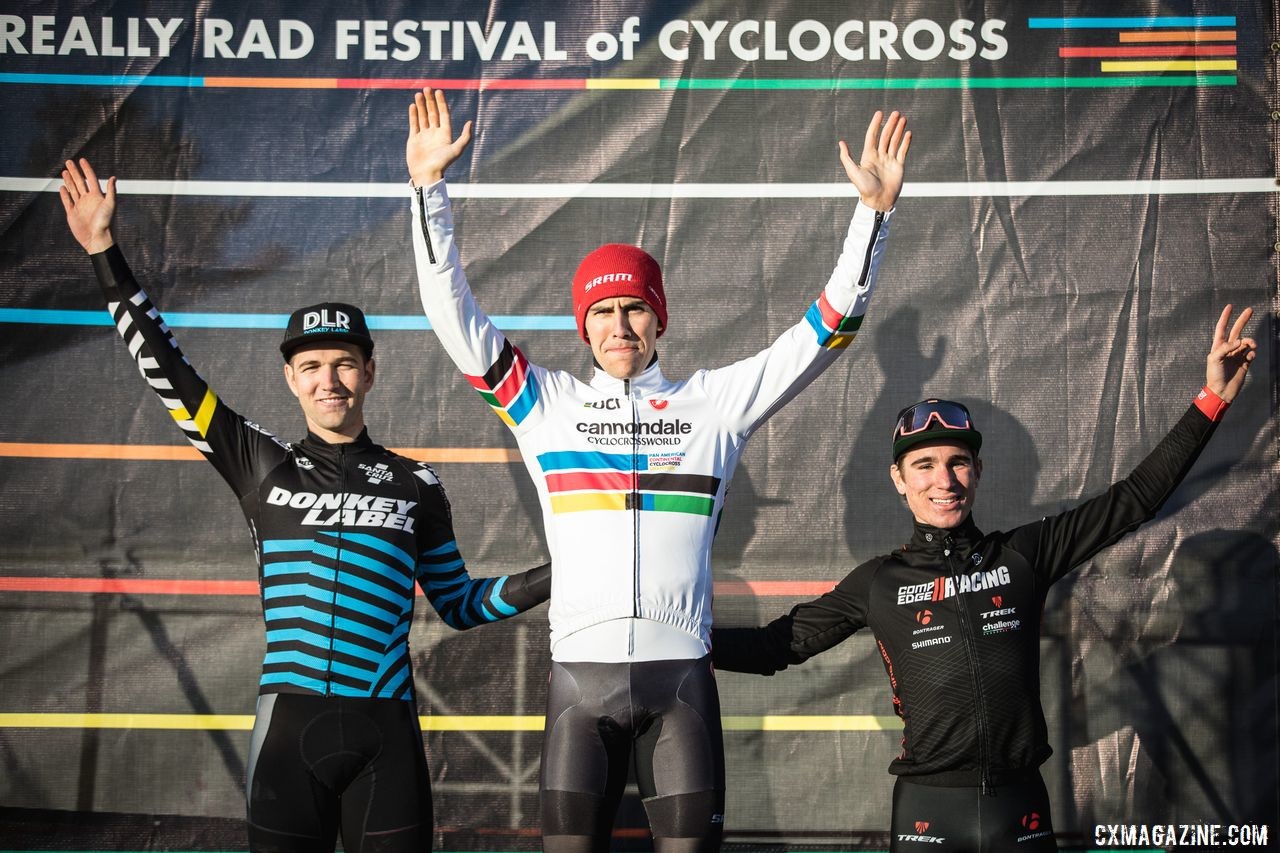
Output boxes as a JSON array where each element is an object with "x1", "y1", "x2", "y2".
[
  {"x1": 584, "y1": 296, "x2": 660, "y2": 379},
  {"x1": 889, "y1": 439, "x2": 982, "y2": 529},
  {"x1": 283, "y1": 343, "x2": 375, "y2": 440}
]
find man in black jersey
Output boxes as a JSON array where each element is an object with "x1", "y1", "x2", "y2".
[
  {"x1": 59, "y1": 157, "x2": 551, "y2": 853},
  {"x1": 713, "y1": 306, "x2": 1255, "y2": 852}
]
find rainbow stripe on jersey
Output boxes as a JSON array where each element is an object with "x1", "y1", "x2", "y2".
[
  {"x1": 804, "y1": 292, "x2": 864, "y2": 349},
  {"x1": 465, "y1": 339, "x2": 539, "y2": 427},
  {"x1": 536, "y1": 450, "x2": 720, "y2": 516}
]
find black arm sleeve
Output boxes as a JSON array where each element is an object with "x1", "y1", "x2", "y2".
[
  {"x1": 91, "y1": 245, "x2": 285, "y2": 498},
  {"x1": 1007, "y1": 403, "x2": 1220, "y2": 586},
  {"x1": 713, "y1": 559, "x2": 877, "y2": 675}
]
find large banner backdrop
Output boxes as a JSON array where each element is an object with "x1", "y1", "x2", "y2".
[{"x1": 1, "y1": 1, "x2": 1276, "y2": 849}]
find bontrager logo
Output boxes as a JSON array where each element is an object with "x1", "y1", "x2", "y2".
[
  {"x1": 1017, "y1": 811, "x2": 1051, "y2": 842},
  {"x1": 897, "y1": 565, "x2": 1012, "y2": 605},
  {"x1": 303, "y1": 308, "x2": 349, "y2": 331}
]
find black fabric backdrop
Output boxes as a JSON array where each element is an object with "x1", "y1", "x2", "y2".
[{"x1": 0, "y1": 1, "x2": 1276, "y2": 849}]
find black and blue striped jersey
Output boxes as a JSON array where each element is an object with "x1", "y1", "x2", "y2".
[{"x1": 92, "y1": 245, "x2": 550, "y2": 700}]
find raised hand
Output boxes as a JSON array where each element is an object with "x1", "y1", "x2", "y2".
[
  {"x1": 406, "y1": 88, "x2": 473, "y2": 187},
  {"x1": 1205, "y1": 304, "x2": 1256, "y2": 403},
  {"x1": 59, "y1": 158, "x2": 116, "y2": 253},
  {"x1": 839, "y1": 110, "x2": 911, "y2": 213}
]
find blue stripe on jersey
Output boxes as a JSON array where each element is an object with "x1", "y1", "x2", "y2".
[
  {"x1": 376, "y1": 661, "x2": 411, "y2": 698},
  {"x1": 263, "y1": 605, "x2": 334, "y2": 629},
  {"x1": 337, "y1": 550, "x2": 414, "y2": 592},
  {"x1": 487, "y1": 576, "x2": 518, "y2": 616},
  {"x1": 264, "y1": 628, "x2": 331, "y2": 653},
  {"x1": 537, "y1": 450, "x2": 650, "y2": 472},
  {"x1": 259, "y1": 672, "x2": 328, "y2": 692},
  {"x1": 420, "y1": 539, "x2": 459, "y2": 558},
  {"x1": 264, "y1": 648, "x2": 331, "y2": 672},
  {"x1": 262, "y1": 539, "x2": 316, "y2": 553},
  {"x1": 334, "y1": 613, "x2": 394, "y2": 643},
  {"x1": 504, "y1": 376, "x2": 539, "y2": 424},
  {"x1": 329, "y1": 659, "x2": 375, "y2": 683},
  {"x1": 263, "y1": 561, "x2": 331, "y2": 579},
  {"x1": 333, "y1": 592, "x2": 398, "y2": 626},
  {"x1": 342, "y1": 532, "x2": 416, "y2": 573},
  {"x1": 262, "y1": 584, "x2": 339, "y2": 606}
]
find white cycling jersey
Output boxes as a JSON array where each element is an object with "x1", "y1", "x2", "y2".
[{"x1": 411, "y1": 181, "x2": 892, "y2": 660}]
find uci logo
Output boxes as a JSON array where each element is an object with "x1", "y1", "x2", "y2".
[
  {"x1": 303, "y1": 309, "x2": 349, "y2": 331},
  {"x1": 584, "y1": 399, "x2": 621, "y2": 410}
]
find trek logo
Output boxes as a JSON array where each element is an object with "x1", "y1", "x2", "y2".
[
  {"x1": 583, "y1": 272, "x2": 634, "y2": 293},
  {"x1": 914, "y1": 609, "x2": 932, "y2": 625},
  {"x1": 359, "y1": 462, "x2": 394, "y2": 485},
  {"x1": 649, "y1": 399, "x2": 669, "y2": 410},
  {"x1": 897, "y1": 565, "x2": 1012, "y2": 605},
  {"x1": 266, "y1": 487, "x2": 417, "y2": 532},
  {"x1": 303, "y1": 308, "x2": 349, "y2": 331},
  {"x1": 898, "y1": 818, "x2": 945, "y2": 844},
  {"x1": 980, "y1": 594, "x2": 1016, "y2": 620},
  {"x1": 584, "y1": 398, "x2": 621, "y2": 410}
]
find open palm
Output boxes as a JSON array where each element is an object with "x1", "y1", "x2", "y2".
[{"x1": 406, "y1": 88, "x2": 473, "y2": 186}]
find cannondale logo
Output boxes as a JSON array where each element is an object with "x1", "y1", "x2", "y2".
[
  {"x1": 649, "y1": 398, "x2": 669, "y2": 410},
  {"x1": 1022, "y1": 812, "x2": 1040, "y2": 830},
  {"x1": 915, "y1": 609, "x2": 932, "y2": 625},
  {"x1": 915, "y1": 821, "x2": 930, "y2": 834},
  {"x1": 991, "y1": 595, "x2": 1003, "y2": 608}
]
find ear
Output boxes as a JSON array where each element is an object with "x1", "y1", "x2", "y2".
[
  {"x1": 363, "y1": 356, "x2": 376, "y2": 391},
  {"x1": 974, "y1": 456, "x2": 983, "y2": 483},
  {"x1": 283, "y1": 362, "x2": 301, "y2": 400},
  {"x1": 889, "y1": 462, "x2": 908, "y2": 497}
]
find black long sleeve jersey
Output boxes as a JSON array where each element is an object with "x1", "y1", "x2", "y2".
[
  {"x1": 93, "y1": 246, "x2": 549, "y2": 700},
  {"x1": 713, "y1": 403, "x2": 1219, "y2": 787}
]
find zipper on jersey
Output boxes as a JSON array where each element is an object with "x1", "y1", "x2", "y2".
[
  {"x1": 415, "y1": 186, "x2": 437, "y2": 264},
  {"x1": 326, "y1": 443, "x2": 347, "y2": 696},
  {"x1": 624, "y1": 378, "x2": 642, "y2": 631},
  {"x1": 944, "y1": 535, "x2": 994, "y2": 795}
]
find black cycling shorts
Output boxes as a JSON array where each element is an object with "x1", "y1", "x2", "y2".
[
  {"x1": 245, "y1": 692, "x2": 432, "y2": 853},
  {"x1": 890, "y1": 771, "x2": 1056, "y2": 852},
  {"x1": 540, "y1": 655, "x2": 725, "y2": 853}
]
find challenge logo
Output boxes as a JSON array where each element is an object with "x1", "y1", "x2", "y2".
[
  {"x1": 359, "y1": 462, "x2": 394, "y2": 485},
  {"x1": 266, "y1": 486, "x2": 417, "y2": 531},
  {"x1": 897, "y1": 565, "x2": 1012, "y2": 605}
]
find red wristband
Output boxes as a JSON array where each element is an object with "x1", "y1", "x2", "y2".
[{"x1": 1194, "y1": 386, "x2": 1229, "y2": 422}]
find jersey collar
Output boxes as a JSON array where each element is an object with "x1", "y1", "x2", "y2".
[
  {"x1": 589, "y1": 354, "x2": 669, "y2": 397},
  {"x1": 907, "y1": 516, "x2": 984, "y2": 554}
]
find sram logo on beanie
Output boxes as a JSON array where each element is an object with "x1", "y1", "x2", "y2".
[{"x1": 572, "y1": 244, "x2": 667, "y2": 342}]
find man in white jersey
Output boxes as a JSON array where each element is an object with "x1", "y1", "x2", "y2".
[{"x1": 404, "y1": 88, "x2": 909, "y2": 853}]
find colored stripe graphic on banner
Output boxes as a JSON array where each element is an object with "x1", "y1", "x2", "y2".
[
  {"x1": 0, "y1": 308, "x2": 574, "y2": 331},
  {"x1": 1033, "y1": 15, "x2": 1237, "y2": 78},
  {"x1": 0, "y1": 442, "x2": 521, "y2": 463},
  {"x1": 0, "y1": 72, "x2": 1237, "y2": 90},
  {"x1": 0, "y1": 577, "x2": 836, "y2": 597},
  {"x1": 0, "y1": 713, "x2": 902, "y2": 731}
]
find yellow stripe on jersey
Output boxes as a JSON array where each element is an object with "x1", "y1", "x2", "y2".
[{"x1": 193, "y1": 388, "x2": 218, "y2": 437}]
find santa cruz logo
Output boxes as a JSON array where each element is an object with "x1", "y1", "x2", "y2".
[
  {"x1": 1017, "y1": 811, "x2": 1051, "y2": 843},
  {"x1": 649, "y1": 398, "x2": 669, "y2": 410},
  {"x1": 584, "y1": 398, "x2": 621, "y2": 410},
  {"x1": 897, "y1": 565, "x2": 1012, "y2": 605},
  {"x1": 358, "y1": 462, "x2": 395, "y2": 485}
]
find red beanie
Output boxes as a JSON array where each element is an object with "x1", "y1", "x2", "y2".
[{"x1": 572, "y1": 244, "x2": 667, "y2": 343}]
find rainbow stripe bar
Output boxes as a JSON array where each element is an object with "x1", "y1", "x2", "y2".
[
  {"x1": 1028, "y1": 17, "x2": 1235, "y2": 28},
  {"x1": 1100, "y1": 60, "x2": 1236, "y2": 73},
  {"x1": 537, "y1": 450, "x2": 719, "y2": 517},
  {"x1": 805, "y1": 292, "x2": 863, "y2": 350},
  {"x1": 0, "y1": 307, "x2": 573, "y2": 330},
  {"x1": 0, "y1": 72, "x2": 1236, "y2": 90},
  {"x1": 464, "y1": 339, "x2": 539, "y2": 428}
]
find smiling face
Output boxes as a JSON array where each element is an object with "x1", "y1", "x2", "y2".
[
  {"x1": 584, "y1": 296, "x2": 660, "y2": 380},
  {"x1": 889, "y1": 439, "x2": 982, "y2": 529},
  {"x1": 283, "y1": 343, "x2": 375, "y2": 442}
]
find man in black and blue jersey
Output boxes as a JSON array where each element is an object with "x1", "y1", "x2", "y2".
[{"x1": 59, "y1": 157, "x2": 550, "y2": 853}]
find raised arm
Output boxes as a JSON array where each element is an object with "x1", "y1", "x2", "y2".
[
  {"x1": 406, "y1": 89, "x2": 551, "y2": 433},
  {"x1": 60, "y1": 158, "x2": 281, "y2": 497},
  {"x1": 1014, "y1": 304, "x2": 1256, "y2": 584},
  {"x1": 700, "y1": 111, "x2": 909, "y2": 436}
]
